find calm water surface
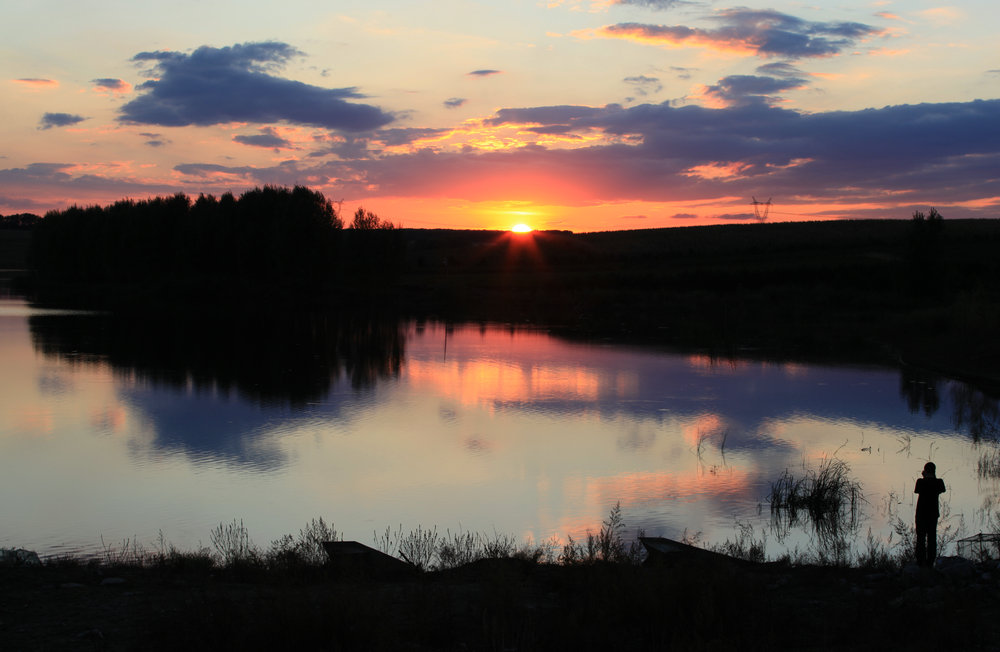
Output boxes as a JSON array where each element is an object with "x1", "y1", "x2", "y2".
[{"x1": 1, "y1": 298, "x2": 997, "y2": 559}]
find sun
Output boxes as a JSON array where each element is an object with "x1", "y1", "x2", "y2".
[{"x1": 511, "y1": 223, "x2": 533, "y2": 233}]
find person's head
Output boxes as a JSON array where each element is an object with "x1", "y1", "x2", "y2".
[{"x1": 923, "y1": 461, "x2": 936, "y2": 477}]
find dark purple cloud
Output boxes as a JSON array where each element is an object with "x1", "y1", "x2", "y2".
[
  {"x1": 486, "y1": 105, "x2": 618, "y2": 126},
  {"x1": 468, "y1": 69, "x2": 502, "y2": 77},
  {"x1": 755, "y1": 62, "x2": 805, "y2": 78},
  {"x1": 669, "y1": 66, "x2": 694, "y2": 80},
  {"x1": 709, "y1": 8, "x2": 879, "y2": 57},
  {"x1": 524, "y1": 125, "x2": 582, "y2": 136},
  {"x1": 444, "y1": 97, "x2": 467, "y2": 109},
  {"x1": 233, "y1": 127, "x2": 292, "y2": 149},
  {"x1": 92, "y1": 78, "x2": 131, "y2": 92},
  {"x1": 305, "y1": 135, "x2": 376, "y2": 161},
  {"x1": 0, "y1": 163, "x2": 74, "y2": 181},
  {"x1": 0, "y1": 194, "x2": 50, "y2": 211},
  {"x1": 38, "y1": 112, "x2": 86, "y2": 130},
  {"x1": 138, "y1": 132, "x2": 170, "y2": 147},
  {"x1": 119, "y1": 42, "x2": 394, "y2": 132},
  {"x1": 598, "y1": 8, "x2": 882, "y2": 59},
  {"x1": 610, "y1": 0, "x2": 683, "y2": 8},
  {"x1": 701, "y1": 74, "x2": 809, "y2": 107},
  {"x1": 174, "y1": 163, "x2": 254, "y2": 178},
  {"x1": 624, "y1": 75, "x2": 663, "y2": 97},
  {"x1": 376, "y1": 127, "x2": 450, "y2": 147}
]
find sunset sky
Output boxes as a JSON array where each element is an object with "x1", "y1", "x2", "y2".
[{"x1": 3, "y1": 0, "x2": 998, "y2": 232}]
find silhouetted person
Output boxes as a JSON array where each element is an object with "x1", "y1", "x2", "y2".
[{"x1": 914, "y1": 461, "x2": 946, "y2": 567}]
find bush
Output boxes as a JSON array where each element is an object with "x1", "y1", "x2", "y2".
[{"x1": 210, "y1": 519, "x2": 260, "y2": 569}]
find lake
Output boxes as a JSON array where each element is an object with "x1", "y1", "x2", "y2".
[{"x1": 1, "y1": 296, "x2": 997, "y2": 561}]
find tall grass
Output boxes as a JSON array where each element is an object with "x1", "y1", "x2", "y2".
[
  {"x1": 37, "y1": 483, "x2": 979, "y2": 576},
  {"x1": 769, "y1": 456, "x2": 864, "y2": 532},
  {"x1": 210, "y1": 519, "x2": 259, "y2": 567},
  {"x1": 977, "y1": 441, "x2": 1000, "y2": 479},
  {"x1": 559, "y1": 502, "x2": 645, "y2": 565},
  {"x1": 375, "y1": 524, "x2": 557, "y2": 570},
  {"x1": 710, "y1": 521, "x2": 767, "y2": 563},
  {"x1": 374, "y1": 524, "x2": 439, "y2": 570},
  {"x1": 267, "y1": 517, "x2": 340, "y2": 569}
]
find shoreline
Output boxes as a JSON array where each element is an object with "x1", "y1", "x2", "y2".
[{"x1": 4, "y1": 536, "x2": 1000, "y2": 650}]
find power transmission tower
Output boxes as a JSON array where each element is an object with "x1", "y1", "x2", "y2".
[{"x1": 751, "y1": 196, "x2": 772, "y2": 221}]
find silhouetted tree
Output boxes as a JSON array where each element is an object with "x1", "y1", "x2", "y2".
[
  {"x1": 0, "y1": 213, "x2": 42, "y2": 229},
  {"x1": 906, "y1": 207, "x2": 945, "y2": 293},
  {"x1": 911, "y1": 208, "x2": 944, "y2": 238},
  {"x1": 339, "y1": 207, "x2": 402, "y2": 289},
  {"x1": 350, "y1": 206, "x2": 396, "y2": 230},
  {"x1": 28, "y1": 185, "x2": 365, "y2": 300}
]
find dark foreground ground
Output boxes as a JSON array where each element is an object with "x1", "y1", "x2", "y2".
[{"x1": 4, "y1": 556, "x2": 1000, "y2": 651}]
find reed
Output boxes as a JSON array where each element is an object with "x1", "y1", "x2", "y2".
[{"x1": 769, "y1": 456, "x2": 864, "y2": 529}]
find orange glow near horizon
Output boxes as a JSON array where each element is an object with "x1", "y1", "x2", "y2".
[
  {"x1": 358, "y1": 195, "x2": 867, "y2": 232},
  {"x1": 404, "y1": 358, "x2": 604, "y2": 411},
  {"x1": 511, "y1": 223, "x2": 533, "y2": 233},
  {"x1": 17, "y1": 186, "x2": 935, "y2": 234}
]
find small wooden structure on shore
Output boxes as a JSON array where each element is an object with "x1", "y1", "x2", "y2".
[
  {"x1": 321, "y1": 541, "x2": 416, "y2": 578},
  {"x1": 640, "y1": 537, "x2": 758, "y2": 568}
]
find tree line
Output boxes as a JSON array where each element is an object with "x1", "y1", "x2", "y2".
[
  {"x1": 28, "y1": 186, "x2": 402, "y2": 297},
  {"x1": 0, "y1": 213, "x2": 42, "y2": 229}
]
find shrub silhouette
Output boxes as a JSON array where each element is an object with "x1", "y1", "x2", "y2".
[
  {"x1": 350, "y1": 206, "x2": 396, "y2": 230},
  {"x1": 0, "y1": 213, "x2": 42, "y2": 229}
]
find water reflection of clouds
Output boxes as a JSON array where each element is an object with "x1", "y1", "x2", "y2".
[
  {"x1": 89, "y1": 404, "x2": 128, "y2": 435},
  {"x1": 586, "y1": 468, "x2": 753, "y2": 506},
  {"x1": 405, "y1": 326, "x2": 959, "y2": 464},
  {"x1": 115, "y1": 385, "x2": 294, "y2": 472},
  {"x1": 10, "y1": 407, "x2": 55, "y2": 437},
  {"x1": 37, "y1": 372, "x2": 72, "y2": 396},
  {"x1": 398, "y1": 326, "x2": 992, "y2": 542},
  {"x1": 21, "y1": 316, "x2": 997, "y2": 517}
]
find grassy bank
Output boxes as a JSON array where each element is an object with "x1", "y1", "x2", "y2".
[{"x1": 5, "y1": 507, "x2": 1000, "y2": 651}]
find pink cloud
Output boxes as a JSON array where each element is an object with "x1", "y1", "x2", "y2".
[
  {"x1": 12, "y1": 78, "x2": 58, "y2": 90},
  {"x1": 92, "y1": 78, "x2": 133, "y2": 95}
]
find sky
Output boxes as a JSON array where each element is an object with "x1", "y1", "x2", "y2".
[{"x1": 2, "y1": 0, "x2": 999, "y2": 232}]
